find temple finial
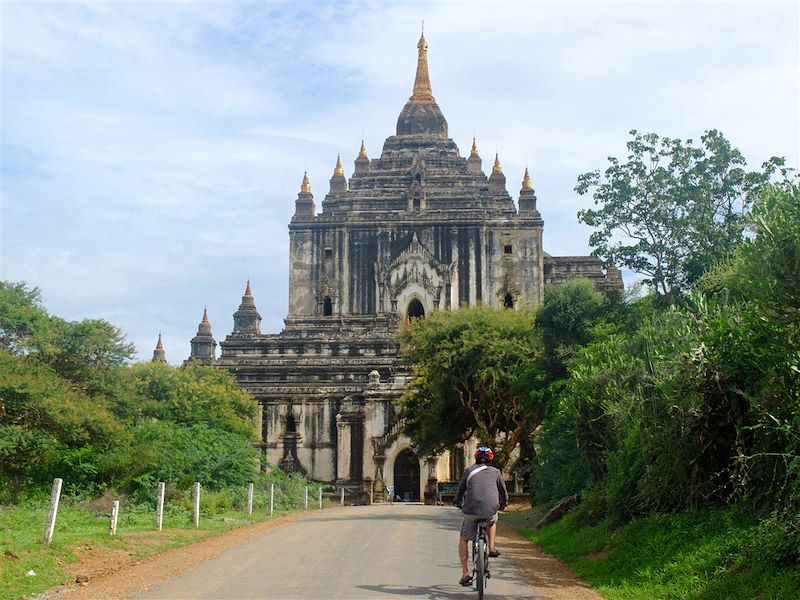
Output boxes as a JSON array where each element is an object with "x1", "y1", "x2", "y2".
[
  {"x1": 300, "y1": 171, "x2": 311, "y2": 193},
  {"x1": 470, "y1": 137, "x2": 479, "y2": 158},
  {"x1": 202, "y1": 306, "x2": 209, "y2": 323},
  {"x1": 334, "y1": 154, "x2": 344, "y2": 177},
  {"x1": 156, "y1": 331, "x2": 164, "y2": 350},
  {"x1": 244, "y1": 279, "x2": 252, "y2": 296},
  {"x1": 522, "y1": 167, "x2": 533, "y2": 190},
  {"x1": 409, "y1": 29, "x2": 435, "y2": 104},
  {"x1": 492, "y1": 152, "x2": 503, "y2": 175},
  {"x1": 358, "y1": 140, "x2": 367, "y2": 158}
]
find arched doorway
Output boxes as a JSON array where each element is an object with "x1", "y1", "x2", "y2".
[
  {"x1": 393, "y1": 448, "x2": 421, "y2": 501},
  {"x1": 323, "y1": 296, "x2": 333, "y2": 316},
  {"x1": 503, "y1": 292, "x2": 514, "y2": 309},
  {"x1": 406, "y1": 298, "x2": 425, "y2": 320}
]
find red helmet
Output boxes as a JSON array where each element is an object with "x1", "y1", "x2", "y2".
[{"x1": 474, "y1": 446, "x2": 494, "y2": 463}]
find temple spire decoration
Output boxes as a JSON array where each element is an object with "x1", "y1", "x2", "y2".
[
  {"x1": 489, "y1": 152, "x2": 507, "y2": 195},
  {"x1": 354, "y1": 140, "x2": 370, "y2": 174},
  {"x1": 294, "y1": 171, "x2": 315, "y2": 219},
  {"x1": 518, "y1": 167, "x2": 538, "y2": 214},
  {"x1": 188, "y1": 308, "x2": 216, "y2": 364},
  {"x1": 152, "y1": 332, "x2": 167, "y2": 363},
  {"x1": 467, "y1": 137, "x2": 482, "y2": 174},
  {"x1": 233, "y1": 279, "x2": 262, "y2": 334},
  {"x1": 330, "y1": 155, "x2": 347, "y2": 193},
  {"x1": 409, "y1": 30, "x2": 435, "y2": 104}
]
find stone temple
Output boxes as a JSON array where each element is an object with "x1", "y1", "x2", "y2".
[{"x1": 182, "y1": 33, "x2": 622, "y2": 503}]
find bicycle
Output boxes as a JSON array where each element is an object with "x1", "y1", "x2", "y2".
[{"x1": 471, "y1": 518, "x2": 491, "y2": 599}]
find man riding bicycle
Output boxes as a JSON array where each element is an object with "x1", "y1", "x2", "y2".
[{"x1": 453, "y1": 446, "x2": 508, "y2": 587}]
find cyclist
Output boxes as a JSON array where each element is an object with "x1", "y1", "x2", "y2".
[{"x1": 454, "y1": 446, "x2": 508, "y2": 586}]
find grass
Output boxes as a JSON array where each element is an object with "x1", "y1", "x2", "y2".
[
  {"x1": 507, "y1": 505, "x2": 800, "y2": 599},
  {"x1": 0, "y1": 493, "x2": 319, "y2": 600}
]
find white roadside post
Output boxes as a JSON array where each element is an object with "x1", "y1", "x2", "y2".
[
  {"x1": 42, "y1": 478, "x2": 63, "y2": 545},
  {"x1": 304, "y1": 486, "x2": 308, "y2": 510},
  {"x1": 269, "y1": 483, "x2": 274, "y2": 516},
  {"x1": 318, "y1": 487, "x2": 322, "y2": 509},
  {"x1": 247, "y1": 483, "x2": 254, "y2": 518},
  {"x1": 193, "y1": 482, "x2": 201, "y2": 527},
  {"x1": 340, "y1": 487, "x2": 345, "y2": 506},
  {"x1": 156, "y1": 482, "x2": 165, "y2": 531},
  {"x1": 109, "y1": 500, "x2": 120, "y2": 536}
]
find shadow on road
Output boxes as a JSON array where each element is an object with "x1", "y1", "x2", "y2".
[{"x1": 356, "y1": 584, "x2": 535, "y2": 600}]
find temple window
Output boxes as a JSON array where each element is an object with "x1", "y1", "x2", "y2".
[
  {"x1": 323, "y1": 296, "x2": 333, "y2": 316},
  {"x1": 286, "y1": 413, "x2": 297, "y2": 433},
  {"x1": 503, "y1": 293, "x2": 514, "y2": 309},
  {"x1": 407, "y1": 298, "x2": 425, "y2": 320},
  {"x1": 324, "y1": 247, "x2": 333, "y2": 258},
  {"x1": 504, "y1": 244, "x2": 513, "y2": 254}
]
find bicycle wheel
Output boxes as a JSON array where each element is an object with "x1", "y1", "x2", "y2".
[{"x1": 476, "y1": 538, "x2": 486, "y2": 600}]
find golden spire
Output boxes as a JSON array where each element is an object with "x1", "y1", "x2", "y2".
[
  {"x1": 470, "y1": 137, "x2": 479, "y2": 158},
  {"x1": 333, "y1": 154, "x2": 344, "y2": 177},
  {"x1": 522, "y1": 167, "x2": 533, "y2": 190},
  {"x1": 244, "y1": 279, "x2": 252, "y2": 296},
  {"x1": 358, "y1": 140, "x2": 367, "y2": 158},
  {"x1": 492, "y1": 152, "x2": 503, "y2": 175},
  {"x1": 300, "y1": 171, "x2": 311, "y2": 193},
  {"x1": 409, "y1": 29, "x2": 435, "y2": 104}
]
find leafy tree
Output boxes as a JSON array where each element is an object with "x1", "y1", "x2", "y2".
[
  {"x1": 129, "y1": 362, "x2": 258, "y2": 439},
  {"x1": 0, "y1": 282, "x2": 52, "y2": 354},
  {"x1": 398, "y1": 305, "x2": 542, "y2": 469},
  {"x1": 576, "y1": 129, "x2": 790, "y2": 297}
]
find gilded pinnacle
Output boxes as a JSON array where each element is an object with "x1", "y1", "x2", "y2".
[
  {"x1": 358, "y1": 140, "x2": 367, "y2": 159},
  {"x1": 301, "y1": 171, "x2": 311, "y2": 193},
  {"x1": 409, "y1": 32, "x2": 435, "y2": 104},
  {"x1": 492, "y1": 153, "x2": 503, "y2": 175},
  {"x1": 522, "y1": 167, "x2": 533, "y2": 190},
  {"x1": 470, "y1": 137, "x2": 479, "y2": 158},
  {"x1": 334, "y1": 155, "x2": 344, "y2": 177}
]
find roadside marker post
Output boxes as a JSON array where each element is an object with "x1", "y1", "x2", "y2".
[
  {"x1": 193, "y1": 482, "x2": 201, "y2": 527},
  {"x1": 318, "y1": 487, "x2": 322, "y2": 509},
  {"x1": 247, "y1": 483, "x2": 254, "y2": 517},
  {"x1": 109, "y1": 500, "x2": 120, "y2": 536},
  {"x1": 156, "y1": 482, "x2": 165, "y2": 531},
  {"x1": 340, "y1": 488, "x2": 345, "y2": 506},
  {"x1": 42, "y1": 478, "x2": 63, "y2": 545},
  {"x1": 304, "y1": 486, "x2": 308, "y2": 510},
  {"x1": 269, "y1": 483, "x2": 274, "y2": 516}
]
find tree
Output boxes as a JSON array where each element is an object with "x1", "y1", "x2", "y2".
[
  {"x1": 398, "y1": 306, "x2": 542, "y2": 469},
  {"x1": 576, "y1": 129, "x2": 790, "y2": 297}
]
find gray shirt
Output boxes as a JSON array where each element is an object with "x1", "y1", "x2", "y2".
[{"x1": 454, "y1": 462, "x2": 508, "y2": 517}]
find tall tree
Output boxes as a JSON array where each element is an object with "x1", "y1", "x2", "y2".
[
  {"x1": 576, "y1": 129, "x2": 790, "y2": 297},
  {"x1": 398, "y1": 306, "x2": 542, "y2": 469}
]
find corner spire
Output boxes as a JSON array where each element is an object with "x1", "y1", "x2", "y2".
[
  {"x1": 152, "y1": 332, "x2": 166, "y2": 363},
  {"x1": 358, "y1": 140, "x2": 367, "y2": 159},
  {"x1": 492, "y1": 153, "x2": 503, "y2": 175},
  {"x1": 522, "y1": 167, "x2": 533, "y2": 190},
  {"x1": 470, "y1": 137, "x2": 479, "y2": 158},
  {"x1": 333, "y1": 154, "x2": 344, "y2": 177},
  {"x1": 244, "y1": 279, "x2": 252, "y2": 296},
  {"x1": 300, "y1": 171, "x2": 311, "y2": 193},
  {"x1": 409, "y1": 30, "x2": 435, "y2": 104}
]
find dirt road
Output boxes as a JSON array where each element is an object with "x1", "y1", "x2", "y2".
[{"x1": 130, "y1": 504, "x2": 539, "y2": 599}]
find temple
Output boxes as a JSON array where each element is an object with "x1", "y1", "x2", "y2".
[{"x1": 186, "y1": 32, "x2": 622, "y2": 503}]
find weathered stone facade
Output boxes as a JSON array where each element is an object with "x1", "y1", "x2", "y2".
[{"x1": 187, "y1": 33, "x2": 622, "y2": 502}]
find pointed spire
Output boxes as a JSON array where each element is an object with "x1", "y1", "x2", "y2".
[
  {"x1": 333, "y1": 154, "x2": 344, "y2": 177},
  {"x1": 152, "y1": 332, "x2": 167, "y2": 363},
  {"x1": 189, "y1": 308, "x2": 216, "y2": 363},
  {"x1": 409, "y1": 28, "x2": 435, "y2": 104},
  {"x1": 522, "y1": 167, "x2": 533, "y2": 190},
  {"x1": 300, "y1": 171, "x2": 311, "y2": 193},
  {"x1": 467, "y1": 137, "x2": 483, "y2": 174},
  {"x1": 234, "y1": 279, "x2": 261, "y2": 334},
  {"x1": 354, "y1": 140, "x2": 370, "y2": 174},
  {"x1": 202, "y1": 306, "x2": 209, "y2": 323},
  {"x1": 244, "y1": 279, "x2": 252, "y2": 296},
  {"x1": 470, "y1": 137, "x2": 479, "y2": 158},
  {"x1": 492, "y1": 152, "x2": 503, "y2": 175},
  {"x1": 358, "y1": 139, "x2": 367, "y2": 159}
]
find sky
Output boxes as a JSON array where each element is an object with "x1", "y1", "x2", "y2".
[{"x1": 2, "y1": 1, "x2": 798, "y2": 363}]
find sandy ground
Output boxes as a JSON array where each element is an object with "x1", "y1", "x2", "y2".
[{"x1": 36, "y1": 506, "x2": 603, "y2": 600}]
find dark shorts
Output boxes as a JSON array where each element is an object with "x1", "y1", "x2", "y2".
[{"x1": 460, "y1": 512, "x2": 498, "y2": 541}]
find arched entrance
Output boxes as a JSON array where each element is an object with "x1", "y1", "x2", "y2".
[
  {"x1": 406, "y1": 298, "x2": 425, "y2": 320},
  {"x1": 393, "y1": 448, "x2": 421, "y2": 501}
]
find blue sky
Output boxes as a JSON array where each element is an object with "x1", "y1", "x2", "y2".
[{"x1": 2, "y1": 1, "x2": 798, "y2": 363}]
